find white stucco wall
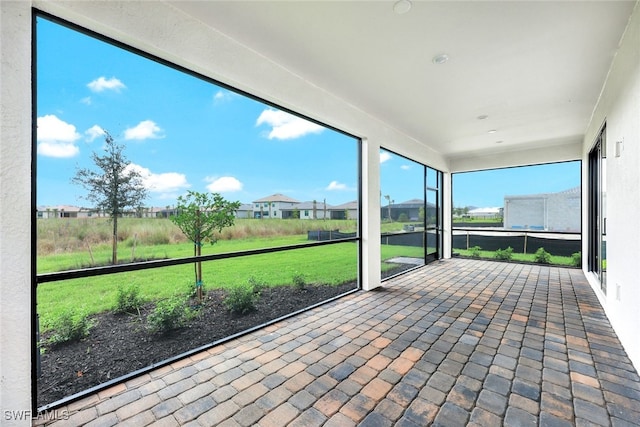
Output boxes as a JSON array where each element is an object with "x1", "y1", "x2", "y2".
[
  {"x1": 1, "y1": 1, "x2": 34, "y2": 424},
  {"x1": 582, "y1": 2, "x2": 640, "y2": 371}
]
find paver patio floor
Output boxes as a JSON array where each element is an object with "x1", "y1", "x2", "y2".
[{"x1": 39, "y1": 259, "x2": 640, "y2": 426}]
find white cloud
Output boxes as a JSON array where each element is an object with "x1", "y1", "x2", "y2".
[
  {"x1": 205, "y1": 176, "x2": 243, "y2": 193},
  {"x1": 126, "y1": 163, "x2": 190, "y2": 193},
  {"x1": 400, "y1": 164, "x2": 411, "y2": 170},
  {"x1": 37, "y1": 115, "x2": 81, "y2": 142},
  {"x1": 85, "y1": 125, "x2": 105, "y2": 142},
  {"x1": 380, "y1": 152, "x2": 392, "y2": 163},
  {"x1": 326, "y1": 181, "x2": 348, "y2": 191},
  {"x1": 256, "y1": 109, "x2": 324, "y2": 140},
  {"x1": 80, "y1": 97, "x2": 92, "y2": 105},
  {"x1": 87, "y1": 76, "x2": 126, "y2": 93},
  {"x1": 124, "y1": 120, "x2": 164, "y2": 140},
  {"x1": 36, "y1": 115, "x2": 81, "y2": 158},
  {"x1": 213, "y1": 90, "x2": 236, "y2": 103},
  {"x1": 37, "y1": 142, "x2": 80, "y2": 158}
]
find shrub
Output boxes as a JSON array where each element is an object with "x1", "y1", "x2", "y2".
[
  {"x1": 470, "y1": 246, "x2": 482, "y2": 258},
  {"x1": 247, "y1": 276, "x2": 266, "y2": 294},
  {"x1": 398, "y1": 213, "x2": 409, "y2": 222},
  {"x1": 46, "y1": 309, "x2": 93, "y2": 346},
  {"x1": 186, "y1": 280, "x2": 204, "y2": 300},
  {"x1": 114, "y1": 283, "x2": 145, "y2": 314},
  {"x1": 494, "y1": 247, "x2": 514, "y2": 261},
  {"x1": 571, "y1": 251, "x2": 582, "y2": 267},
  {"x1": 224, "y1": 280, "x2": 260, "y2": 314},
  {"x1": 292, "y1": 272, "x2": 306, "y2": 289},
  {"x1": 147, "y1": 296, "x2": 194, "y2": 333},
  {"x1": 534, "y1": 247, "x2": 552, "y2": 264}
]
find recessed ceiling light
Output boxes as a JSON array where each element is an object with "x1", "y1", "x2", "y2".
[
  {"x1": 488, "y1": 129, "x2": 497, "y2": 134},
  {"x1": 432, "y1": 54, "x2": 449, "y2": 65},
  {"x1": 477, "y1": 115, "x2": 488, "y2": 120},
  {"x1": 393, "y1": 0, "x2": 412, "y2": 15}
]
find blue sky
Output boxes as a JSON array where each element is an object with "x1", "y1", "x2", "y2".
[
  {"x1": 36, "y1": 17, "x2": 358, "y2": 208},
  {"x1": 36, "y1": 17, "x2": 580, "y2": 210},
  {"x1": 453, "y1": 161, "x2": 581, "y2": 208}
]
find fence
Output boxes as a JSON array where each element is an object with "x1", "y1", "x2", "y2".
[
  {"x1": 308, "y1": 228, "x2": 581, "y2": 258},
  {"x1": 452, "y1": 228, "x2": 581, "y2": 257},
  {"x1": 307, "y1": 230, "x2": 357, "y2": 241}
]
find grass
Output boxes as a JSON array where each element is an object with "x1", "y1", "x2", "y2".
[
  {"x1": 37, "y1": 231, "x2": 418, "y2": 330},
  {"x1": 37, "y1": 217, "x2": 359, "y2": 256},
  {"x1": 36, "y1": 235, "x2": 315, "y2": 273},
  {"x1": 454, "y1": 247, "x2": 576, "y2": 266}
]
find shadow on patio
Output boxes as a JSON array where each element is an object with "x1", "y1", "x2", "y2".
[{"x1": 38, "y1": 258, "x2": 640, "y2": 426}]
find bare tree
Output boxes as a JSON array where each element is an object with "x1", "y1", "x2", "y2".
[{"x1": 71, "y1": 132, "x2": 147, "y2": 264}]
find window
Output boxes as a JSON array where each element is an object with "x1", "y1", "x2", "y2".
[
  {"x1": 34, "y1": 14, "x2": 360, "y2": 409},
  {"x1": 452, "y1": 161, "x2": 581, "y2": 264},
  {"x1": 379, "y1": 148, "x2": 443, "y2": 279}
]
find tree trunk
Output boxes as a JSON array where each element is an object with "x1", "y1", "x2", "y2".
[
  {"x1": 195, "y1": 209, "x2": 203, "y2": 301},
  {"x1": 196, "y1": 244, "x2": 203, "y2": 301},
  {"x1": 112, "y1": 215, "x2": 118, "y2": 264}
]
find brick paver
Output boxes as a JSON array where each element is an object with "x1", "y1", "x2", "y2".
[{"x1": 41, "y1": 260, "x2": 640, "y2": 426}]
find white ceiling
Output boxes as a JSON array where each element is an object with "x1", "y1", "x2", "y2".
[{"x1": 169, "y1": 1, "x2": 636, "y2": 159}]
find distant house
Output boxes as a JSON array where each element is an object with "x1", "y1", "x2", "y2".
[
  {"x1": 381, "y1": 199, "x2": 436, "y2": 222},
  {"x1": 36, "y1": 205, "x2": 100, "y2": 219},
  {"x1": 37, "y1": 205, "x2": 170, "y2": 219},
  {"x1": 467, "y1": 207, "x2": 502, "y2": 220},
  {"x1": 330, "y1": 200, "x2": 358, "y2": 220},
  {"x1": 503, "y1": 187, "x2": 580, "y2": 232},
  {"x1": 280, "y1": 200, "x2": 331, "y2": 220},
  {"x1": 252, "y1": 193, "x2": 300, "y2": 219},
  {"x1": 235, "y1": 204, "x2": 254, "y2": 219}
]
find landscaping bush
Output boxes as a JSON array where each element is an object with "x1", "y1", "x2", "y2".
[
  {"x1": 470, "y1": 246, "x2": 482, "y2": 258},
  {"x1": 494, "y1": 247, "x2": 513, "y2": 261},
  {"x1": 571, "y1": 251, "x2": 582, "y2": 267},
  {"x1": 534, "y1": 247, "x2": 552, "y2": 264},
  {"x1": 292, "y1": 272, "x2": 306, "y2": 289},
  {"x1": 147, "y1": 296, "x2": 195, "y2": 333},
  {"x1": 46, "y1": 309, "x2": 93, "y2": 346},
  {"x1": 114, "y1": 283, "x2": 145, "y2": 314},
  {"x1": 224, "y1": 279, "x2": 261, "y2": 314}
]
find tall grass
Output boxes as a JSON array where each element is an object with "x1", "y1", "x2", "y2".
[{"x1": 37, "y1": 217, "x2": 358, "y2": 256}]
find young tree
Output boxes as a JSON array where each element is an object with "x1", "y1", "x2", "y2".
[
  {"x1": 71, "y1": 132, "x2": 147, "y2": 265},
  {"x1": 170, "y1": 191, "x2": 241, "y2": 301}
]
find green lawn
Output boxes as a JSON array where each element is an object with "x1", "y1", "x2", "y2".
[
  {"x1": 453, "y1": 248, "x2": 577, "y2": 266},
  {"x1": 37, "y1": 235, "x2": 421, "y2": 330}
]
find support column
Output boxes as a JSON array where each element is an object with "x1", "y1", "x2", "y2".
[
  {"x1": 361, "y1": 138, "x2": 382, "y2": 290},
  {"x1": 1, "y1": 0, "x2": 34, "y2": 420},
  {"x1": 442, "y1": 171, "x2": 453, "y2": 258}
]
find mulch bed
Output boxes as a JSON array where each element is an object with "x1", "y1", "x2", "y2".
[{"x1": 37, "y1": 282, "x2": 357, "y2": 408}]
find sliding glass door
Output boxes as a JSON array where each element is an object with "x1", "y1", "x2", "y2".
[{"x1": 588, "y1": 125, "x2": 606, "y2": 293}]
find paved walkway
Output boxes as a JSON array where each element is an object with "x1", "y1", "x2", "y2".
[{"x1": 39, "y1": 259, "x2": 640, "y2": 426}]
